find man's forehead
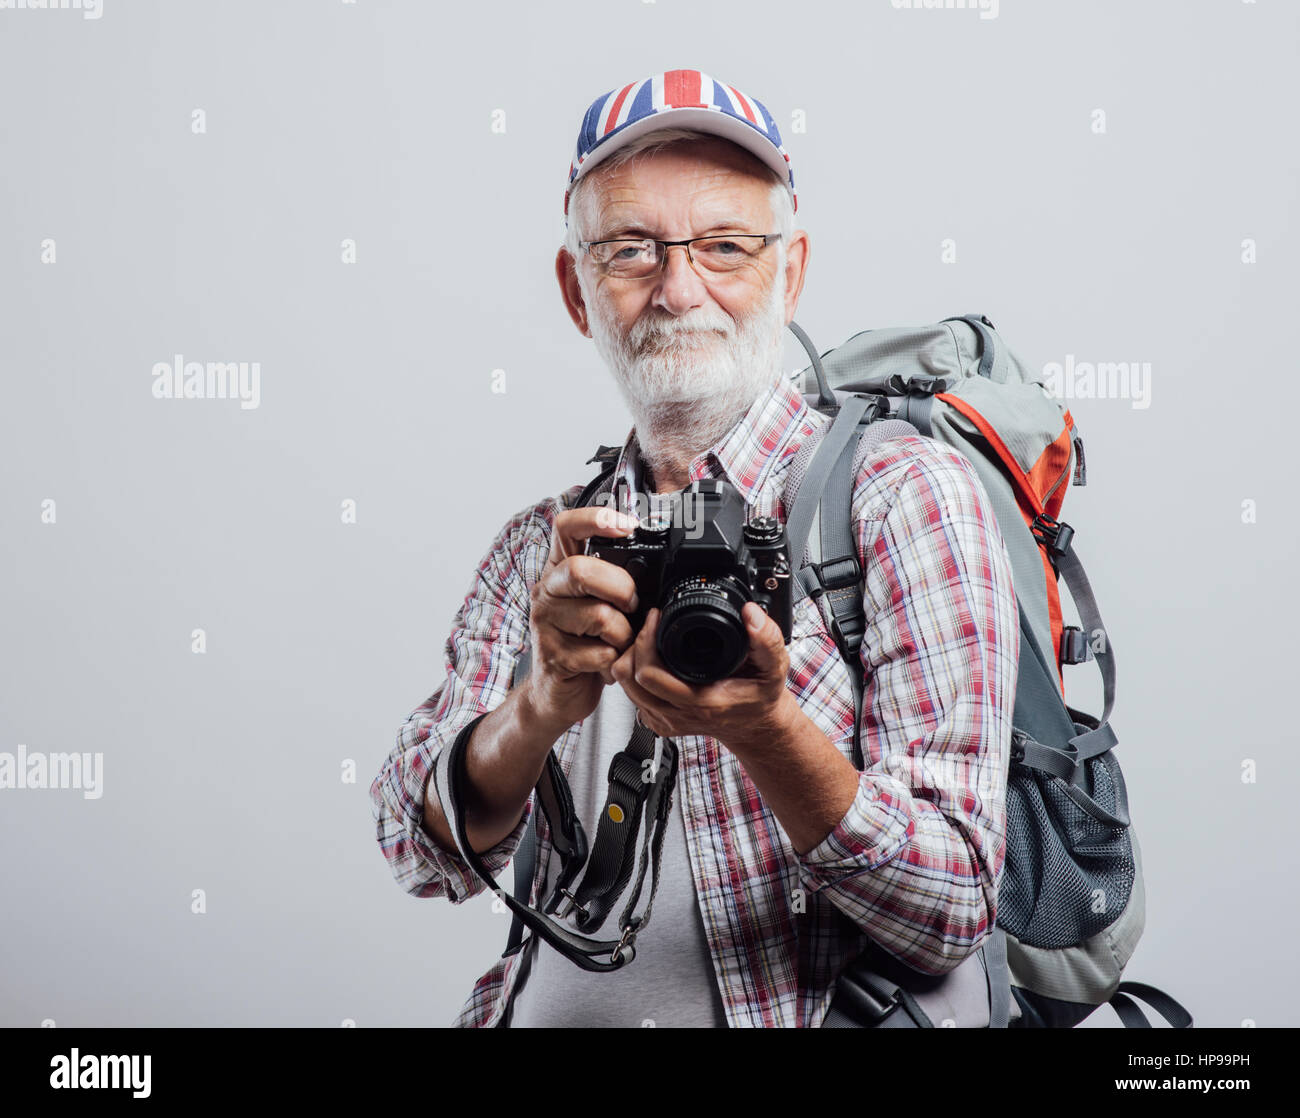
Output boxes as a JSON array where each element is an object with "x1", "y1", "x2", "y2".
[
  {"x1": 591, "y1": 173, "x2": 771, "y2": 236},
  {"x1": 594, "y1": 210, "x2": 757, "y2": 238}
]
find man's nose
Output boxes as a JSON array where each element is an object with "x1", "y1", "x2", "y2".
[{"x1": 651, "y1": 243, "x2": 709, "y2": 316}]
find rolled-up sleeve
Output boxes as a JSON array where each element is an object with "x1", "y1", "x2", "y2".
[
  {"x1": 796, "y1": 438, "x2": 1020, "y2": 975},
  {"x1": 369, "y1": 487, "x2": 580, "y2": 901}
]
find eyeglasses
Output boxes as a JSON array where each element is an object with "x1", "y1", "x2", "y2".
[{"x1": 579, "y1": 233, "x2": 782, "y2": 279}]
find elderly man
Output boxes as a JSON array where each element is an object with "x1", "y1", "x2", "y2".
[{"x1": 370, "y1": 69, "x2": 1019, "y2": 1028}]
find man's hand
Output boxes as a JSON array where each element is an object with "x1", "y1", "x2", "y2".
[
  {"x1": 524, "y1": 505, "x2": 644, "y2": 734},
  {"x1": 610, "y1": 602, "x2": 799, "y2": 754}
]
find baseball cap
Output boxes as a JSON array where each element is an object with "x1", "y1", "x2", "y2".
[{"x1": 563, "y1": 69, "x2": 797, "y2": 220}]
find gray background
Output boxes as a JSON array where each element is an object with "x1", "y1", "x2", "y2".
[{"x1": 1, "y1": 0, "x2": 1295, "y2": 1028}]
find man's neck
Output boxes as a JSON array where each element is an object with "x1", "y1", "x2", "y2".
[{"x1": 634, "y1": 398, "x2": 748, "y2": 494}]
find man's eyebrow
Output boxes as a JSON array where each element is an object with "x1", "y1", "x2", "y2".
[{"x1": 594, "y1": 218, "x2": 754, "y2": 239}]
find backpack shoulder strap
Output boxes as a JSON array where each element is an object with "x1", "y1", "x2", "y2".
[{"x1": 784, "y1": 397, "x2": 918, "y2": 768}]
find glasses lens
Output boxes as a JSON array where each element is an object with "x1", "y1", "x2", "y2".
[
  {"x1": 593, "y1": 240, "x2": 660, "y2": 278},
  {"x1": 692, "y1": 236, "x2": 766, "y2": 272}
]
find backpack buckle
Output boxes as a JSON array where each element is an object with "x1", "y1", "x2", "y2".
[
  {"x1": 807, "y1": 555, "x2": 864, "y2": 663},
  {"x1": 1060, "y1": 626, "x2": 1094, "y2": 665},
  {"x1": 883, "y1": 372, "x2": 946, "y2": 397},
  {"x1": 1030, "y1": 513, "x2": 1074, "y2": 558},
  {"x1": 828, "y1": 612, "x2": 866, "y2": 665},
  {"x1": 809, "y1": 554, "x2": 861, "y2": 593},
  {"x1": 1010, "y1": 730, "x2": 1028, "y2": 765}
]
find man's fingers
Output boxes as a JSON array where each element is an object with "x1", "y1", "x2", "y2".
[
  {"x1": 630, "y1": 605, "x2": 786, "y2": 700},
  {"x1": 631, "y1": 608, "x2": 703, "y2": 704},
  {"x1": 547, "y1": 506, "x2": 640, "y2": 568},
  {"x1": 612, "y1": 637, "x2": 683, "y2": 721},
  {"x1": 538, "y1": 633, "x2": 622, "y2": 678},
  {"x1": 528, "y1": 506, "x2": 642, "y2": 686},
  {"x1": 537, "y1": 596, "x2": 635, "y2": 649},
  {"x1": 738, "y1": 603, "x2": 786, "y2": 676},
  {"x1": 542, "y1": 554, "x2": 640, "y2": 612}
]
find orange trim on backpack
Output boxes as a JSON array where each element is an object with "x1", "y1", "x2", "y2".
[
  {"x1": 937, "y1": 393, "x2": 1074, "y2": 514},
  {"x1": 935, "y1": 394, "x2": 1027, "y2": 501},
  {"x1": 1033, "y1": 428, "x2": 1075, "y2": 522},
  {"x1": 935, "y1": 392, "x2": 1070, "y2": 696}
]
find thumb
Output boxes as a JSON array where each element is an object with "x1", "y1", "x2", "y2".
[{"x1": 742, "y1": 604, "x2": 785, "y2": 673}]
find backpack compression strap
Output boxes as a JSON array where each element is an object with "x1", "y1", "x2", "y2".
[{"x1": 1107, "y1": 981, "x2": 1194, "y2": 1028}]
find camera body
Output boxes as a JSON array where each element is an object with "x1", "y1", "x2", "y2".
[{"x1": 586, "y1": 478, "x2": 792, "y2": 684}]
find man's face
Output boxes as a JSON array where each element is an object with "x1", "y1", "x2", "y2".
[{"x1": 562, "y1": 137, "x2": 807, "y2": 419}]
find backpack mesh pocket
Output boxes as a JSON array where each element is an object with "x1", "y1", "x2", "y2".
[{"x1": 998, "y1": 743, "x2": 1137, "y2": 949}]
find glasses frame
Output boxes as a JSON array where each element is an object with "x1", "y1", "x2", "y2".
[{"x1": 578, "y1": 232, "x2": 783, "y2": 278}]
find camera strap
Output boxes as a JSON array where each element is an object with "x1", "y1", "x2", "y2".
[
  {"x1": 457, "y1": 436, "x2": 765, "y2": 975},
  {"x1": 444, "y1": 703, "x2": 680, "y2": 972},
  {"x1": 552, "y1": 720, "x2": 679, "y2": 935},
  {"x1": 441, "y1": 443, "x2": 689, "y2": 971}
]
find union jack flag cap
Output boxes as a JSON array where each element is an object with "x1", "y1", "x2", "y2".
[{"x1": 564, "y1": 69, "x2": 796, "y2": 219}]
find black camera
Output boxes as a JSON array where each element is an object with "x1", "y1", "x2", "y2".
[{"x1": 586, "y1": 479, "x2": 792, "y2": 684}]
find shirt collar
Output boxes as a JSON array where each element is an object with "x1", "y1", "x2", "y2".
[{"x1": 610, "y1": 373, "x2": 814, "y2": 517}]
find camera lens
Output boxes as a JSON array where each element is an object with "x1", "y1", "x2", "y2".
[{"x1": 656, "y1": 575, "x2": 750, "y2": 683}]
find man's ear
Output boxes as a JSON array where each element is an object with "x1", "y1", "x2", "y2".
[
  {"x1": 781, "y1": 230, "x2": 810, "y2": 325},
  {"x1": 556, "y1": 247, "x2": 592, "y2": 338}
]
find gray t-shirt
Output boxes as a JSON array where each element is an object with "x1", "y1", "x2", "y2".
[{"x1": 505, "y1": 683, "x2": 729, "y2": 1027}]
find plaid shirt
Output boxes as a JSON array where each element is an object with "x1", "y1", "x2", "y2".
[{"x1": 370, "y1": 372, "x2": 1020, "y2": 1028}]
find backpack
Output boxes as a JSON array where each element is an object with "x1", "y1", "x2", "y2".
[{"x1": 779, "y1": 313, "x2": 1191, "y2": 1028}]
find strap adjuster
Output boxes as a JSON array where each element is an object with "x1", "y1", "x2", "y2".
[
  {"x1": 549, "y1": 887, "x2": 590, "y2": 922},
  {"x1": 1060, "y1": 625, "x2": 1094, "y2": 665},
  {"x1": 809, "y1": 553, "x2": 861, "y2": 593},
  {"x1": 828, "y1": 612, "x2": 866, "y2": 664},
  {"x1": 611, "y1": 918, "x2": 642, "y2": 965},
  {"x1": 1009, "y1": 730, "x2": 1028, "y2": 765},
  {"x1": 1030, "y1": 513, "x2": 1074, "y2": 558},
  {"x1": 606, "y1": 752, "x2": 647, "y2": 795},
  {"x1": 832, "y1": 957, "x2": 906, "y2": 1026}
]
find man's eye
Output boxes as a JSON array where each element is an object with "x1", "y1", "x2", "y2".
[
  {"x1": 612, "y1": 244, "x2": 645, "y2": 259},
  {"x1": 701, "y1": 240, "x2": 744, "y2": 255}
]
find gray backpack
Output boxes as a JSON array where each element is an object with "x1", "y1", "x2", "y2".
[{"x1": 783, "y1": 314, "x2": 1191, "y2": 1028}]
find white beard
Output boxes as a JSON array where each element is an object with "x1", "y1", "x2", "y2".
[{"x1": 584, "y1": 266, "x2": 788, "y2": 490}]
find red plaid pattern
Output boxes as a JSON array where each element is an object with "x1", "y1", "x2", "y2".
[{"x1": 370, "y1": 373, "x2": 1020, "y2": 1027}]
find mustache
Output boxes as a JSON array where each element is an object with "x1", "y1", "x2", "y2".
[{"x1": 628, "y1": 313, "x2": 734, "y2": 354}]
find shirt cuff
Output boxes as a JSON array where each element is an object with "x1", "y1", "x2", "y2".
[
  {"x1": 427, "y1": 718, "x2": 531, "y2": 901},
  {"x1": 796, "y1": 770, "x2": 915, "y2": 893},
  {"x1": 380, "y1": 714, "x2": 529, "y2": 903}
]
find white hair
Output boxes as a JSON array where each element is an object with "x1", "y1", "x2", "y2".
[{"x1": 563, "y1": 127, "x2": 795, "y2": 269}]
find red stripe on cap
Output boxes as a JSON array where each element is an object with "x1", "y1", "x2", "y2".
[
  {"x1": 603, "y1": 83, "x2": 636, "y2": 135},
  {"x1": 722, "y1": 83, "x2": 754, "y2": 123},
  {"x1": 733, "y1": 83, "x2": 759, "y2": 123},
  {"x1": 665, "y1": 69, "x2": 703, "y2": 108}
]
